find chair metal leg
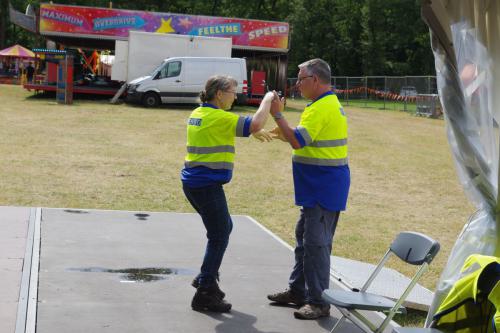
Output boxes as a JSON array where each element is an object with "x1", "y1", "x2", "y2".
[{"x1": 330, "y1": 315, "x2": 346, "y2": 333}]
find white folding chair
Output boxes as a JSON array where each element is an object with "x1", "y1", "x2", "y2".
[{"x1": 322, "y1": 231, "x2": 440, "y2": 333}]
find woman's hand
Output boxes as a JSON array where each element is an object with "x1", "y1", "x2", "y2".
[
  {"x1": 252, "y1": 129, "x2": 273, "y2": 142},
  {"x1": 262, "y1": 91, "x2": 276, "y2": 103},
  {"x1": 269, "y1": 126, "x2": 287, "y2": 142}
]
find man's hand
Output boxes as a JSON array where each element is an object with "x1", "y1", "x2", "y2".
[
  {"x1": 252, "y1": 129, "x2": 273, "y2": 142},
  {"x1": 271, "y1": 91, "x2": 285, "y2": 115},
  {"x1": 270, "y1": 126, "x2": 287, "y2": 142}
]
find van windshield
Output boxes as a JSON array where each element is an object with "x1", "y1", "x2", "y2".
[{"x1": 150, "y1": 61, "x2": 167, "y2": 76}]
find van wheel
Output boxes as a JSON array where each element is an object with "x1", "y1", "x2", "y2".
[{"x1": 143, "y1": 92, "x2": 160, "y2": 108}]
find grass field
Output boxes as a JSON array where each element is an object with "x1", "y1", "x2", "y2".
[{"x1": 0, "y1": 85, "x2": 472, "y2": 305}]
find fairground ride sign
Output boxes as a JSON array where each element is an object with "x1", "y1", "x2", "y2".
[{"x1": 39, "y1": 3, "x2": 290, "y2": 52}]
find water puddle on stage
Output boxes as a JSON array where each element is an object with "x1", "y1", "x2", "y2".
[
  {"x1": 134, "y1": 213, "x2": 150, "y2": 220},
  {"x1": 66, "y1": 267, "x2": 196, "y2": 283},
  {"x1": 63, "y1": 209, "x2": 89, "y2": 214}
]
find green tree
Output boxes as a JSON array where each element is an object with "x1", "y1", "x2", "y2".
[
  {"x1": 2, "y1": 0, "x2": 435, "y2": 75},
  {"x1": 332, "y1": 0, "x2": 363, "y2": 75},
  {"x1": 286, "y1": 0, "x2": 342, "y2": 76},
  {"x1": 360, "y1": 0, "x2": 434, "y2": 75},
  {"x1": 360, "y1": 0, "x2": 386, "y2": 75}
]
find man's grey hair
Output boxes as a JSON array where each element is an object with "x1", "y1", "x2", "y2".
[{"x1": 298, "y1": 58, "x2": 331, "y2": 84}]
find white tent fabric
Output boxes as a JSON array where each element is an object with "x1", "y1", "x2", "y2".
[{"x1": 421, "y1": 0, "x2": 500, "y2": 324}]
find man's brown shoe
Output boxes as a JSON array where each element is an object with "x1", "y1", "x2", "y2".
[
  {"x1": 267, "y1": 289, "x2": 305, "y2": 306},
  {"x1": 293, "y1": 304, "x2": 330, "y2": 320}
]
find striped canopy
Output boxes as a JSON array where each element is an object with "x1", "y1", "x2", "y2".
[{"x1": 0, "y1": 44, "x2": 35, "y2": 58}]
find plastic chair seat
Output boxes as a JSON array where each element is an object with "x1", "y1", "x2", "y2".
[{"x1": 322, "y1": 289, "x2": 404, "y2": 312}]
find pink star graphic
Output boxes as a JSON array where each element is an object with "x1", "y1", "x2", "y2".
[{"x1": 179, "y1": 17, "x2": 192, "y2": 29}]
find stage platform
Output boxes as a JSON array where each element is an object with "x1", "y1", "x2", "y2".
[{"x1": 2, "y1": 206, "x2": 401, "y2": 333}]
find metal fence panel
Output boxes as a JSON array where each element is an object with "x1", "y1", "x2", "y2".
[{"x1": 286, "y1": 75, "x2": 439, "y2": 113}]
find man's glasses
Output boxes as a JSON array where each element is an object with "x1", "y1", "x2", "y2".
[{"x1": 297, "y1": 75, "x2": 313, "y2": 84}]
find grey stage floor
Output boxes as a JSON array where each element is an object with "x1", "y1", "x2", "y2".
[{"x1": 3, "y1": 207, "x2": 396, "y2": 333}]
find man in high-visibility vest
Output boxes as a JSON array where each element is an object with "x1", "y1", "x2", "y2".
[{"x1": 267, "y1": 58, "x2": 350, "y2": 320}]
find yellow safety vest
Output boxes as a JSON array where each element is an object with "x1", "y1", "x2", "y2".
[
  {"x1": 184, "y1": 106, "x2": 247, "y2": 170},
  {"x1": 432, "y1": 254, "x2": 500, "y2": 333},
  {"x1": 293, "y1": 94, "x2": 348, "y2": 166}
]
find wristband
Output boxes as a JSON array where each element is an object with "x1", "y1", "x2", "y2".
[{"x1": 273, "y1": 112, "x2": 283, "y2": 120}]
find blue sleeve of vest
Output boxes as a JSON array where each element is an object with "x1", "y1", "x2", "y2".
[
  {"x1": 242, "y1": 116, "x2": 252, "y2": 137},
  {"x1": 294, "y1": 128, "x2": 306, "y2": 148}
]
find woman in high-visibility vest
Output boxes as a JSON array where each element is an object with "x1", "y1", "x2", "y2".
[{"x1": 181, "y1": 75, "x2": 276, "y2": 312}]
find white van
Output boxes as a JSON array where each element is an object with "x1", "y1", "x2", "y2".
[{"x1": 126, "y1": 57, "x2": 248, "y2": 107}]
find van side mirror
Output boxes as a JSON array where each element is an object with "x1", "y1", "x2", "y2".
[{"x1": 153, "y1": 72, "x2": 160, "y2": 80}]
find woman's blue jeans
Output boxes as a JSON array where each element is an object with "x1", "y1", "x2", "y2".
[{"x1": 183, "y1": 183, "x2": 233, "y2": 288}]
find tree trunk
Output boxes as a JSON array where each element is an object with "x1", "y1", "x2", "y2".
[
  {"x1": 0, "y1": 1, "x2": 7, "y2": 49},
  {"x1": 211, "y1": 0, "x2": 219, "y2": 16}
]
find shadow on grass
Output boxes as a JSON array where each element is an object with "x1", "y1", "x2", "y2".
[
  {"x1": 24, "y1": 92, "x2": 115, "y2": 108},
  {"x1": 23, "y1": 93, "x2": 303, "y2": 114},
  {"x1": 24, "y1": 93, "x2": 196, "y2": 111},
  {"x1": 130, "y1": 103, "x2": 195, "y2": 111},
  {"x1": 393, "y1": 308, "x2": 428, "y2": 327},
  {"x1": 25, "y1": 91, "x2": 112, "y2": 103}
]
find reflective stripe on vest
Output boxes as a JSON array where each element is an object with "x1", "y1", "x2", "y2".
[
  {"x1": 187, "y1": 145, "x2": 235, "y2": 154},
  {"x1": 308, "y1": 138, "x2": 347, "y2": 147},
  {"x1": 184, "y1": 161, "x2": 234, "y2": 170},
  {"x1": 292, "y1": 155, "x2": 348, "y2": 166},
  {"x1": 296, "y1": 126, "x2": 313, "y2": 145},
  {"x1": 235, "y1": 117, "x2": 246, "y2": 137}
]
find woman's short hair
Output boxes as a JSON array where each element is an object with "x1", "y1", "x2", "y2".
[{"x1": 200, "y1": 75, "x2": 238, "y2": 103}]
